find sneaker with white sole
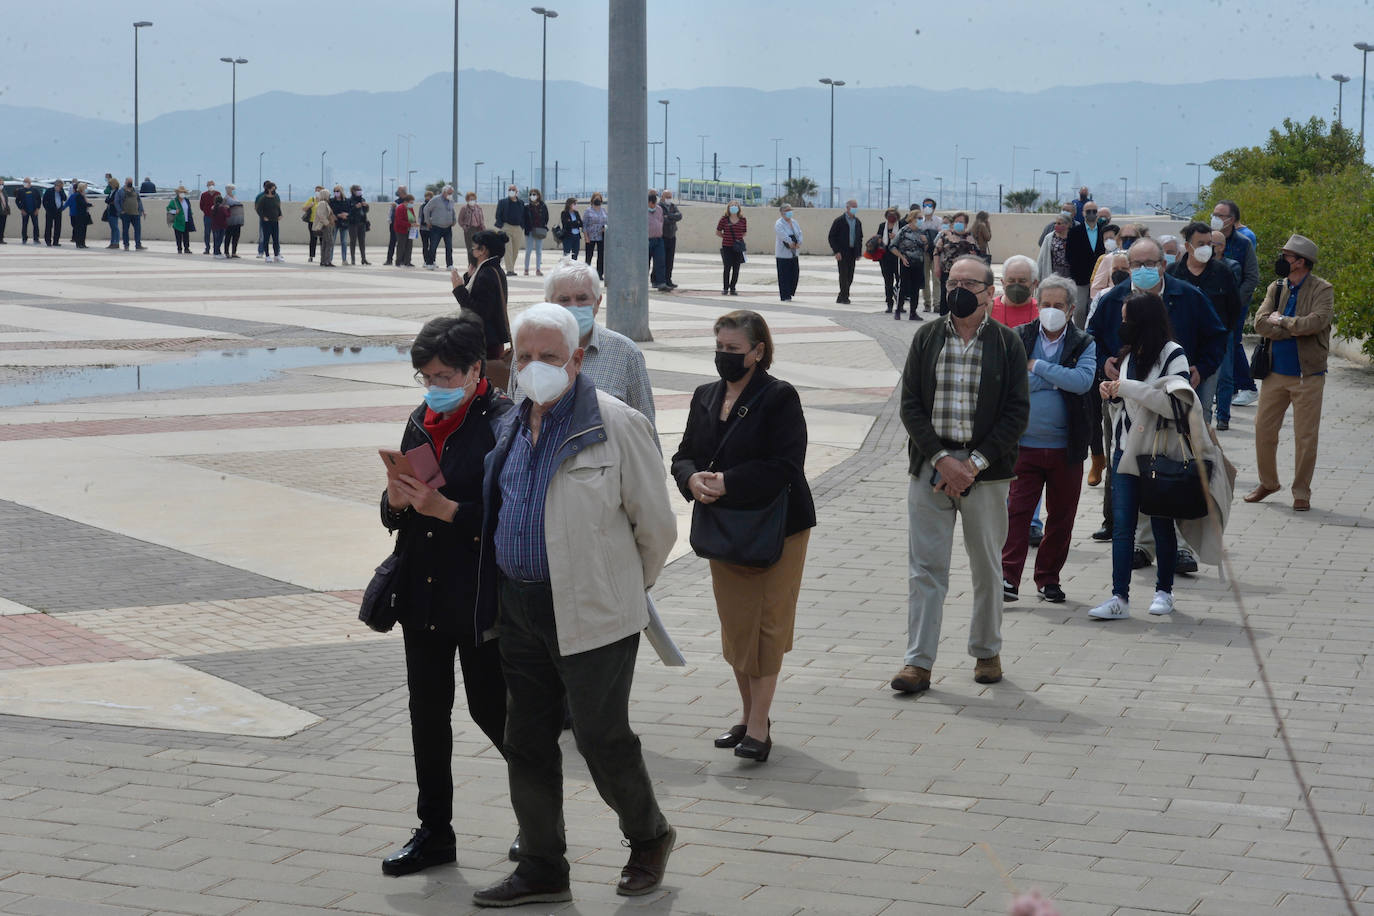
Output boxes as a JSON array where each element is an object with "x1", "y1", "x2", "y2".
[
  {"x1": 1231, "y1": 390, "x2": 1259, "y2": 407},
  {"x1": 1089, "y1": 596, "x2": 1130, "y2": 620},
  {"x1": 274, "y1": 255, "x2": 286, "y2": 262},
  {"x1": 1148, "y1": 590, "x2": 1175, "y2": 615}
]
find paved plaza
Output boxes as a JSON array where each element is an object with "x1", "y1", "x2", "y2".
[{"x1": 1, "y1": 239, "x2": 1373, "y2": 915}]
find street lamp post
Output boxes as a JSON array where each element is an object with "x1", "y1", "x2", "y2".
[
  {"x1": 1333, "y1": 73, "x2": 1352, "y2": 125},
  {"x1": 473, "y1": 160, "x2": 484, "y2": 198},
  {"x1": 1048, "y1": 169, "x2": 1068, "y2": 202},
  {"x1": 1184, "y1": 161, "x2": 1205, "y2": 202},
  {"x1": 452, "y1": 0, "x2": 460, "y2": 194},
  {"x1": 531, "y1": 7, "x2": 559, "y2": 196},
  {"x1": 935, "y1": 176, "x2": 943, "y2": 202},
  {"x1": 960, "y1": 156, "x2": 974, "y2": 208},
  {"x1": 258, "y1": 151, "x2": 264, "y2": 188},
  {"x1": 877, "y1": 155, "x2": 885, "y2": 207},
  {"x1": 132, "y1": 21, "x2": 153, "y2": 185},
  {"x1": 740, "y1": 163, "x2": 765, "y2": 186},
  {"x1": 1120, "y1": 176, "x2": 1129, "y2": 213},
  {"x1": 379, "y1": 149, "x2": 386, "y2": 199},
  {"x1": 1356, "y1": 42, "x2": 1374, "y2": 149},
  {"x1": 648, "y1": 141, "x2": 662, "y2": 188},
  {"x1": 819, "y1": 78, "x2": 845, "y2": 207},
  {"x1": 674, "y1": 156, "x2": 681, "y2": 194},
  {"x1": 580, "y1": 139, "x2": 589, "y2": 196},
  {"x1": 862, "y1": 146, "x2": 876, "y2": 208},
  {"x1": 970, "y1": 181, "x2": 978, "y2": 209},
  {"x1": 408, "y1": 169, "x2": 418, "y2": 196},
  {"x1": 658, "y1": 99, "x2": 669, "y2": 192},
  {"x1": 770, "y1": 137, "x2": 783, "y2": 202},
  {"x1": 321, "y1": 150, "x2": 327, "y2": 187},
  {"x1": 218, "y1": 57, "x2": 248, "y2": 183},
  {"x1": 1031, "y1": 168, "x2": 1039, "y2": 195},
  {"x1": 697, "y1": 134, "x2": 708, "y2": 179}
]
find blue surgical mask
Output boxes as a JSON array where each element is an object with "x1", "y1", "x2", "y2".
[
  {"x1": 1164, "y1": 252, "x2": 1178, "y2": 266},
  {"x1": 847, "y1": 207, "x2": 857, "y2": 216},
  {"x1": 952, "y1": 221, "x2": 966, "y2": 233},
  {"x1": 1130, "y1": 266, "x2": 1160, "y2": 289},
  {"x1": 1120, "y1": 237, "x2": 1135, "y2": 250},
  {"x1": 729, "y1": 205, "x2": 739, "y2": 214},
  {"x1": 567, "y1": 305, "x2": 595, "y2": 337},
  {"x1": 782, "y1": 210, "x2": 793, "y2": 220},
  {"x1": 424, "y1": 384, "x2": 469, "y2": 413}
]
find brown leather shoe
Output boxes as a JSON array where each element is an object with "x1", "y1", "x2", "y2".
[
  {"x1": 472, "y1": 872, "x2": 572, "y2": 908},
  {"x1": 890, "y1": 665, "x2": 931, "y2": 693},
  {"x1": 1243, "y1": 484, "x2": 1281, "y2": 503},
  {"x1": 974, "y1": 655, "x2": 1003, "y2": 684},
  {"x1": 617, "y1": 826, "x2": 675, "y2": 896},
  {"x1": 1087, "y1": 454, "x2": 1107, "y2": 487},
  {"x1": 1293, "y1": 498, "x2": 1311, "y2": 511}
]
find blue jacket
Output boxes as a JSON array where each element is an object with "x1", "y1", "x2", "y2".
[
  {"x1": 14, "y1": 186, "x2": 41, "y2": 214},
  {"x1": 1088, "y1": 274, "x2": 1229, "y2": 381}
]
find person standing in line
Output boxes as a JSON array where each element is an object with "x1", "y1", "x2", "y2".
[
  {"x1": 671, "y1": 310, "x2": 816, "y2": 763},
  {"x1": 1168, "y1": 221, "x2": 1243, "y2": 428},
  {"x1": 255, "y1": 181, "x2": 284, "y2": 262},
  {"x1": 329, "y1": 186, "x2": 351, "y2": 266},
  {"x1": 66, "y1": 182, "x2": 91, "y2": 249},
  {"x1": 304, "y1": 186, "x2": 325, "y2": 262},
  {"x1": 0, "y1": 177, "x2": 10, "y2": 243},
  {"x1": 892, "y1": 209, "x2": 928, "y2": 320},
  {"x1": 450, "y1": 229, "x2": 513, "y2": 391},
  {"x1": 167, "y1": 187, "x2": 195, "y2": 254},
  {"x1": 494, "y1": 184, "x2": 526, "y2": 276},
  {"x1": 15, "y1": 178, "x2": 42, "y2": 244},
  {"x1": 774, "y1": 204, "x2": 803, "y2": 302},
  {"x1": 659, "y1": 187, "x2": 683, "y2": 288},
  {"x1": 114, "y1": 177, "x2": 146, "y2": 250},
  {"x1": 223, "y1": 184, "x2": 244, "y2": 258},
  {"x1": 393, "y1": 193, "x2": 417, "y2": 267},
  {"x1": 385, "y1": 184, "x2": 407, "y2": 266},
  {"x1": 558, "y1": 197, "x2": 582, "y2": 261},
  {"x1": 522, "y1": 188, "x2": 549, "y2": 276},
  {"x1": 313, "y1": 187, "x2": 337, "y2": 267},
  {"x1": 1212, "y1": 200, "x2": 1261, "y2": 412},
  {"x1": 210, "y1": 191, "x2": 229, "y2": 258},
  {"x1": 715, "y1": 199, "x2": 747, "y2": 296},
  {"x1": 890, "y1": 255, "x2": 1029, "y2": 694},
  {"x1": 41, "y1": 179, "x2": 68, "y2": 246},
  {"x1": 916, "y1": 198, "x2": 942, "y2": 311},
  {"x1": 418, "y1": 189, "x2": 437, "y2": 268},
  {"x1": 971, "y1": 210, "x2": 992, "y2": 254},
  {"x1": 471, "y1": 303, "x2": 677, "y2": 908},
  {"x1": 647, "y1": 191, "x2": 669, "y2": 291},
  {"x1": 1244, "y1": 235, "x2": 1334, "y2": 512},
  {"x1": 582, "y1": 193, "x2": 607, "y2": 280},
  {"x1": 1064, "y1": 201, "x2": 1105, "y2": 321},
  {"x1": 100, "y1": 176, "x2": 122, "y2": 249},
  {"x1": 990, "y1": 255, "x2": 1039, "y2": 328},
  {"x1": 198, "y1": 180, "x2": 218, "y2": 253},
  {"x1": 931, "y1": 211, "x2": 984, "y2": 315},
  {"x1": 877, "y1": 207, "x2": 903, "y2": 313},
  {"x1": 827, "y1": 199, "x2": 863, "y2": 304},
  {"x1": 458, "y1": 190, "x2": 485, "y2": 260},
  {"x1": 347, "y1": 185, "x2": 370, "y2": 265}
]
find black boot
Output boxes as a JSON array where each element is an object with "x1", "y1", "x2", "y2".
[{"x1": 381, "y1": 826, "x2": 456, "y2": 876}]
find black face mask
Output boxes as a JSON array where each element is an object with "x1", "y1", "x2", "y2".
[
  {"x1": 1118, "y1": 319, "x2": 1138, "y2": 346},
  {"x1": 1111, "y1": 269, "x2": 1130, "y2": 286},
  {"x1": 947, "y1": 286, "x2": 981, "y2": 319},
  {"x1": 714, "y1": 350, "x2": 751, "y2": 382},
  {"x1": 1274, "y1": 254, "x2": 1291, "y2": 278}
]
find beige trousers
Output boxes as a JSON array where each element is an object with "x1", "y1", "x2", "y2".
[
  {"x1": 501, "y1": 225, "x2": 525, "y2": 273},
  {"x1": 1255, "y1": 372, "x2": 1325, "y2": 502}
]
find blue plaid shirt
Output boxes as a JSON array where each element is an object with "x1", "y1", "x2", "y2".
[{"x1": 494, "y1": 384, "x2": 578, "y2": 582}]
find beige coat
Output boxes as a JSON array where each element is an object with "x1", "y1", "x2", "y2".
[
  {"x1": 1254, "y1": 273, "x2": 1335, "y2": 377},
  {"x1": 312, "y1": 198, "x2": 336, "y2": 232},
  {"x1": 543, "y1": 390, "x2": 676, "y2": 656}
]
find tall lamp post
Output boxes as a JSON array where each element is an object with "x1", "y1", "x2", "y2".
[
  {"x1": 658, "y1": 99, "x2": 670, "y2": 192},
  {"x1": 960, "y1": 156, "x2": 974, "y2": 208},
  {"x1": 770, "y1": 137, "x2": 783, "y2": 202},
  {"x1": 1048, "y1": 169, "x2": 1068, "y2": 203},
  {"x1": 473, "y1": 160, "x2": 483, "y2": 198},
  {"x1": 1184, "y1": 161, "x2": 1204, "y2": 201},
  {"x1": 877, "y1": 155, "x2": 885, "y2": 207},
  {"x1": 320, "y1": 151, "x2": 327, "y2": 187},
  {"x1": 218, "y1": 57, "x2": 248, "y2": 183},
  {"x1": 648, "y1": 141, "x2": 663, "y2": 188},
  {"x1": 132, "y1": 21, "x2": 153, "y2": 184},
  {"x1": 1119, "y1": 176, "x2": 1128, "y2": 213},
  {"x1": 379, "y1": 149, "x2": 386, "y2": 199},
  {"x1": 452, "y1": 0, "x2": 460, "y2": 192},
  {"x1": 531, "y1": 7, "x2": 558, "y2": 196},
  {"x1": 258, "y1": 151, "x2": 265, "y2": 188},
  {"x1": 1031, "y1": 168, "x2": 1039, "y2": 195},
  {"x1": 935, "y1": 176, "x2": 943, "y2": 202},
  {"x1": 741, "y1": 163, "x2": 765, "y2": 186},
  {"x1": 1333, "y1": 74, "x2": 1352, "y2": 125},
  {"x1": 1356, "y1": 42, "x2": 1374, "y2": 150},
  {"x1": 818, "y1": 78, "x2": 845, "y2": 207},
  {"x1": 970, "y1": 181, "x2": 979, "y2": 209}
]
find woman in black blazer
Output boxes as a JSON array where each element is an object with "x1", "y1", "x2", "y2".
[
  {"x1": 379, "y1": 311, "x2": 514, "y2": 877},
  {"x1": 671, "y1": 310, "x2": 816, "y2": 763},
  {"x1": 451, "y1": 229, "x2": 512, "y2": 390}
]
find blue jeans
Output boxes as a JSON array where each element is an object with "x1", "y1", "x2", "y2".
[
  {"x1": 648, "y1": 237, "x2": 665, "y2": 286},
  {"x1": 1215, "y1": 339, "x2": 1236, "y2": 424},
  {"x1": 562, "y1": 234, "x2": 580, "y2": 258},
  {"x1": 261, "y1": 220, "x2": 280, "y2": 255},
  {"x1": 106, "y1": 215, "x2": 119, "y2": 244},
  {"x1": 1196, "y1": 372, "x2": 1219, "y2": 427},
  {"x1": 1216, "y1": 324, "x2": 1255, "y2": 423},
  {"x1": 119, "y1": 214, "x2": 141, "y2": 246},
  {"x1": 1110, "y1": 451, "x2": 1176, "y2": 601}
]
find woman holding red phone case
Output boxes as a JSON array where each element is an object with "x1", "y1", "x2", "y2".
[{"x1": 378, "y1": 311, "x2": 514, "y2": 877}]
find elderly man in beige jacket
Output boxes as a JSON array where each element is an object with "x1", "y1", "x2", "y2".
[{"x1": 473, "y1": 302, "x2": 676, "y2": 909}]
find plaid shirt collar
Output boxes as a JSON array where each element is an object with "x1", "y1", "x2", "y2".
[{"x1": 943, "y1": 310, "x2": 991, "y2": 341}]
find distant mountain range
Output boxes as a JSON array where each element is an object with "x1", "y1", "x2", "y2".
[{"x1": 0, "y1": 70, "x2": 1347, "y2": 208}]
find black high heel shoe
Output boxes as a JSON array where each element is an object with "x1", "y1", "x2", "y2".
[
  {"x1": 734, "y1": 734, "x2": 772, "y2": 762},
  {"x1": 713, "y1": 724, "x2": 747, "y2": 748}
]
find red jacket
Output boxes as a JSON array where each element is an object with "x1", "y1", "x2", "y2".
[
  {"x1": 393, "y1": 203, "x2": 413, "y2": 234},
  {"x1": 211, "y1": 203, "x2": 230, "y2": 231},
  {"x1": 199, "y1": 189, "x2": 218, "y2": 216}
]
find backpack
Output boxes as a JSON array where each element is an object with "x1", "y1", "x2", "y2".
[{"x1": 121, "y1": 190, "x2": 140, "y2": 216}]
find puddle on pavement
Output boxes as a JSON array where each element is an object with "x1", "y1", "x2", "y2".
[{"x1": 0, "y1": 345, "x2": 411, "y2": 408}]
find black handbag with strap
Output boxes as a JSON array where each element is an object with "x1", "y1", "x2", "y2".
[
  {"x1": 358, "y1": 548, "x2": 404, "y2": 632},
  {"x1": 1249, "y1": 280, "x2": 1284, "y2": 380},
  {"x1": 1136, "y1": 393, "x2": 1214, "y2": 520},
  {"x1": 689, "y1": 381, "x2": 789, "y2": 568}
]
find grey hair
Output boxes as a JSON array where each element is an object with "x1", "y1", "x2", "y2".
[
  {"x1": 443, "y1": 185, "x2": 455, "y2": 194},
  {"x1": 1159, "y1": 234, "x2": 1179, "y2": 249},
  {"x1": 543, "y1": 257, "x2": 603, "y2": 302},
  {"x1": 1037, "y1": 274, "x2": 1077, "y2": 308},
  {"x1": 1054, "y1": 211, "x2": 1073, "y2": 225},
  {"x1": 1002, "y1": 254, "x2": 1039, "y2": 283},
  {"x1": 510, "y1": 302, "x2": 580, "y2": 356}
]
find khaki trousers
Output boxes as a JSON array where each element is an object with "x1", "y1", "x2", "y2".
[
  {"x1": 906, "y1": 469, "x2": 1009, "y2": 670},
  {"x1": 502, "y1": 225, "x2": 525, "y2": 273},
  {"x1": 1255, "y1": 371, "x2": 1325, "y2": 502}
]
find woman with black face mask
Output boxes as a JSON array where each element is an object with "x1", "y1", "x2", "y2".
[{"x1": 671, "y1": 310, "x2": 816, "y2": 764}]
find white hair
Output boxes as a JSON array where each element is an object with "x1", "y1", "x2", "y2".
[
  {"x1": 1002, "y1": 254, "x2": 1039, "y2": 283},
  {"x1": 511, "y1": 302, "x2": 579, "y2": 356},
  {"x1": 1037, "y1": 274, "x2": 1077, "y2": 308},
  {"x1": 543, "y1": 257, "x2": 603, "y2": 302}
]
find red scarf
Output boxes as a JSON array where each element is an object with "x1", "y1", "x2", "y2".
[{"x1": 422, "y1": 378, "x2": 489, "y2": 459}]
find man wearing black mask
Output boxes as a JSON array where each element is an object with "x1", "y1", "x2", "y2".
[{"x1": 891, "y1": 255, "x2": 1029, "y2": 695}]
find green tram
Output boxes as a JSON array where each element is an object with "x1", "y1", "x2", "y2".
[{"x1": 676, "y1": 179, "x2": 764, "y2": 206}]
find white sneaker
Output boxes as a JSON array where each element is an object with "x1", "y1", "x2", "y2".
[
  {"x1": 274, "y1": 255, "x2": 286, "y2": 262},
  {"x1": 1148, "y1": 590, "x2": 1175, "y2": 615},
  {"x1": 1232, "y1": 390, "x2": 1259, "y2": 407},
  {"x1": 1089, "y1": 596, "x2": 1130, "y2": 620},
  {"x1": 255, "y1": 253, "x2": 264, "y2": 259},
  {"x1": 213, "y1": 253, "x2": 225, "y2": 259}
]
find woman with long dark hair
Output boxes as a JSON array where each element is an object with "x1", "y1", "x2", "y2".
[{"x1": 1090, "y1": 291, "x2": 1191, "y2": 621}]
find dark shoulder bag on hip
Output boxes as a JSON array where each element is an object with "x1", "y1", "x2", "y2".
[
  {"x1": 688, "y1": 381, "x2": 790, "y2": 568},
  {"x1": 359, "y1": 540, "x2": 406, "y2": 633},
  {"x1": 1136, "y1": 393, "x2": 1214, "y2": 521},
  {"x1": 1249, "y1": 281, "x2": 1281, "y2": 380}
]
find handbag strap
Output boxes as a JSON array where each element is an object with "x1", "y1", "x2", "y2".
[{"x1": 706, "y1": 380, "x2": 777, "y2": 471}]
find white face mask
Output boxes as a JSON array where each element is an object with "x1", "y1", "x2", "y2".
[
  {"x1": 1210, "y1": 214, "x2": 1225, "y2": 231},
  {"x1": 508, "y1": 190, "x2": 518, "y2": 199},
  {"x1": 1104, "y1": 238, "x2": 1118, "y2": 252},
  {"x1": 1039, "y1": 307, "x2": 1069, "y2": 333},
  {"x1": 1192, "y1": 244, "x2": 1214, "y2": 264},
  {"x1": 516, "y1": 358, "x2": 571, "y2": 405}
]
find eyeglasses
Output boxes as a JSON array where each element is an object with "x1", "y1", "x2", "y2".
[
  {"x1": 414, "y1": 370, "x2": 463, "y2": 388},
  {"x1": 947, "y1": 279, "x2": 990, "y2": 292},
  {"x1": 1128, "y1": 258, "x2": 1163, "y2": 268},
  {"x1": 1083, "y1": 210, "x2": 1099, "y2": 216}
]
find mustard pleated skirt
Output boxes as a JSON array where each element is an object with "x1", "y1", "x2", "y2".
[{"x1": 708, "y1": 529, "x2": 810, "y2": 677}]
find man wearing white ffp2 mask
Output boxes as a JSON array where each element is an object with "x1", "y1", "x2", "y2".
[{"x1": 1000, "y1": 273, "x2": 1098, "y2": 606}]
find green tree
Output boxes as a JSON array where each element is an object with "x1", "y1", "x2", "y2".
[
  {"x1": 770, "y1": 177, "x2": 819, "y2": 207},
  {"x1": 1035, "y1": 198, "x2": 1063, "y2": 214},
  {"x1": 424, "y1": 178, "x2": 453, "y2": 195},
  {"x1": 1003, "y1": 188, "x2": 1040, "y2": 213},
  {"x1": 1209, "y1": 117, "x2": 1368, "y2": 185}
]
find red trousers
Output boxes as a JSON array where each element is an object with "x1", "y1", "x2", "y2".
[{"x1": 1002, "y1": 446, "x2": 1084, "y2": 589}]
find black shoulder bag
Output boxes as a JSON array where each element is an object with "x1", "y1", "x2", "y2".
[
  {"x1": 1249, "y1": 280, "x2": 1282, "y2": 380},
  {"x1": 1137, "y1": 393, "x2": 1214, "y2": 520},
  {"x1": 359, "y1": 543, "x2": 405, "y2": 633},
  {"x1": 688, "y1": 382, "x2": 790, "y2": 568}
]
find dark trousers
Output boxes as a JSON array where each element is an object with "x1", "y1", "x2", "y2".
[
  {"x1": 212, "y1": 228, "x2": 224, "y2": 255},
  {"x1": 119, "y1": 214, "x2": 142, "y2": 247},
  {"x1": 663, "y1": 236, "x2": 677, "y2": 283},
  {"x1": 1002, "y1": 447, "x2": 1084, "y2": 588},
  {"x1": 308, "y1": 230, "x2": 320, "y2": 260},
  {"x1": 0, "y1": 210, "x2": 7, "y2": 240},
  {"x1": 562, "y1": 234, "x2": 580, "y2": 259},
  {"x1": 395, "y1": 237, "x2": 413, "y2": 266},
  {"x1": 174, "y1": 229, "x2": 190, "y2": 252},
  {"x1": 349, "y1": 223, "x2": 367, "y2": 263},
  {"x1": 1088, "y1": 382, "x2": 1106, "y2": 458},
  {"x1": 203, "y1": 219, "x2": 212, "y2": 252},
  {"x1": 71, "y1": 217, "x2": 88, "y2": 247},
  {"x1": 879, "y1": 252, "x2": 899, "y2": 306},
  {"x1": 938, "y1": 274, "x2": 949, "y2": 314},
  {"x1": 44, "y1": 211, "x2": 63, "y2": 245},
  {"x1": 648, "y1": 237, "x2": 665, "y2": 286},
  {"x1": 896, "y1": 259, "x2": 924, "y2": 312},
  {"x1": 21, "y1": 211, "x2": 40, "y2": 242},
  {"x1": 499, "y1": 577, "x2": 668, "y2": 886},
  {"x1": 1101, "y1": 403, "x2": 1114, "y2": 524},
  {"x1": 775, "y1": 256, "x2": 799, "y2": 300},
  {"x1": 720, "y1": 246, "x2": 741, "y2": 292},
  {"x1": 225, "y1": 224, "x2": 241, "y2": 256},
  {"x1": 402, "y1": 623, "x2": 506, "y2": 833},
  {"x1": 585, "y1": 239, "x2": 604, "y2": 277},
  {"x1": 836, "y1": 253, "x2": 856, "y2": 300},
  {"x1": 387, "y1": 227, "x2": 398, "y2": 263},
  {"x1": 1110, "y1": 451, "x2": 1176, "y2": 601},
  {"x1": 261, "y1": 220, "x2": 280, "y2": 256},
  {"x1": 428, "y1": 226, "x2": 453, "y2": 267}
]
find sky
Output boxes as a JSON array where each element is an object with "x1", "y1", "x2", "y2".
[{"x1": 5, "y1": 0, "x2": 1374, "y2": 120}]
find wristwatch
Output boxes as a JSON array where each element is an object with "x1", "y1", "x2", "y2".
[{"x1": 969, "y1": 452, "x2": 989, "y2": 472}]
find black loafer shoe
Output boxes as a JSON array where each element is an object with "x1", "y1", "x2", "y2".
[
  {"x1": 713, "y1": 724, "x2": 746, "y2": 748},
  {"x1": 1091, "y1": 524, "x2": 1113, "y2": 542},
  {"x1": 1029, "y1": 527, "x2": 1044, "y2": 548},
  {"x1": 382, "y1": 826, "x2": 456, "y2": 876},
  {"x1": 1002, "y1": 579, "x2": 1019, "y2": 602},
  {"x1": 508, "y1": 834, "x2": 520, "y2": 862},
  {"x1": 734, "y1": 735, "x2": 772, "y2": 762},
  {"x1": 1176, "y1": 548, "x2": 1199, "y2": 575},
  {"x1": 472, "y1": 872, "x2": 572, "y2": 908},
  {"x1": 1037, "y1": 583, "x2": 1066, "y2": 603},
  {"x1": 1132, "y1": 548, "x2": 1153, "y2": 570},
  {"x1": 617, "y1": 825, "x2": 676, "y2": 896}
]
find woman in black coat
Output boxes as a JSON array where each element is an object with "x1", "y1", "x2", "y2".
[
  {"x1": 378, "y1": 311, "x2": 514, "y2": 877},
  {"x1": 451, "y1": 229, "x2": 512, "y2": 390},
  {"x1": 671, "y1": 310, "x2": 816, "y2": 764}
]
